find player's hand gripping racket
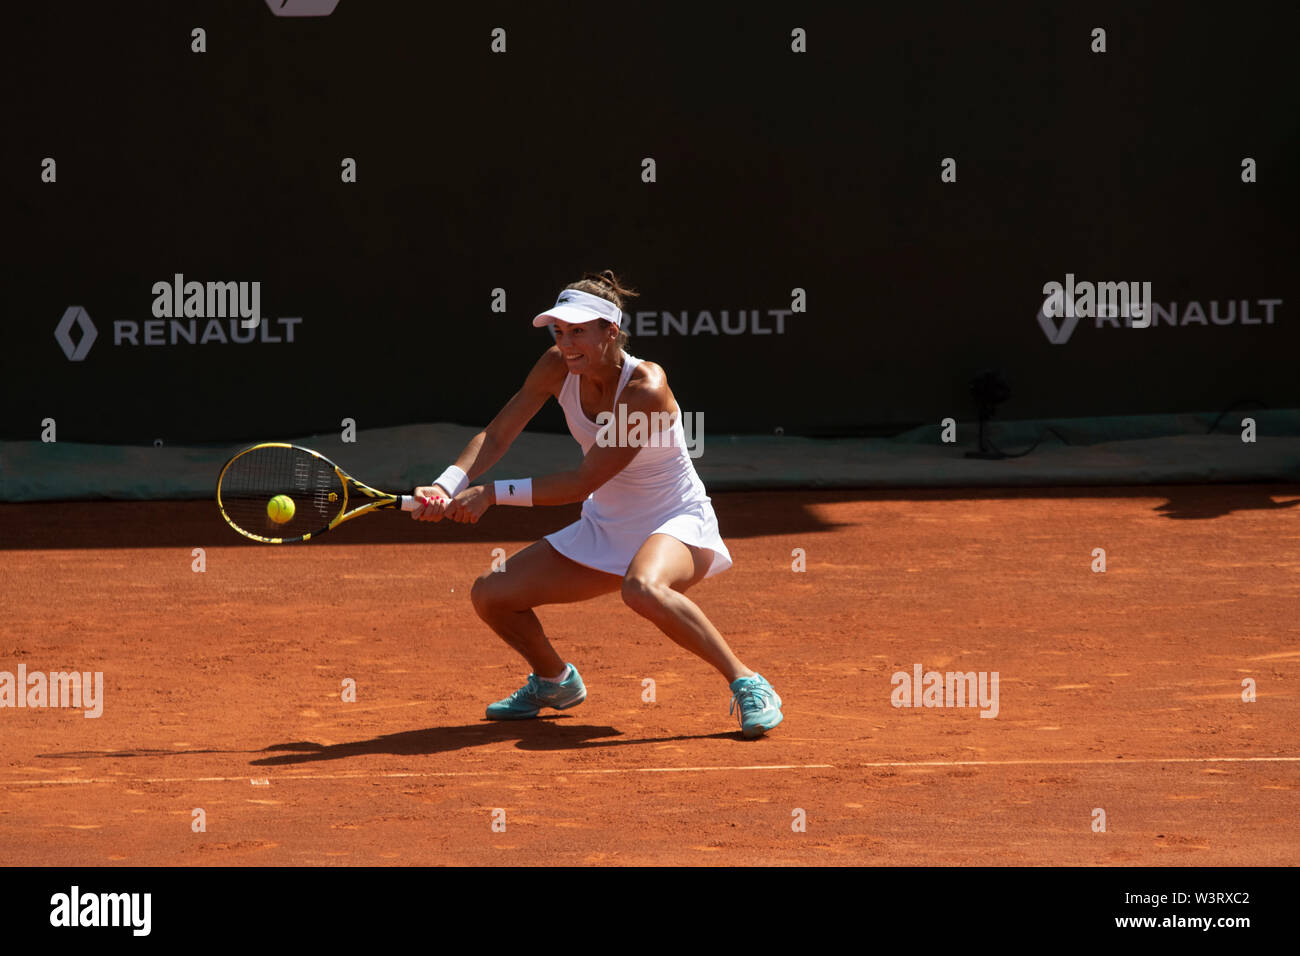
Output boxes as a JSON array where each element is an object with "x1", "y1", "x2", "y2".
[{"x1": 216, "y1": 442, "x2": 419, "y2": 543}]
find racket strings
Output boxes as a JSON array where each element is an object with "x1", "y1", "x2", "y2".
[{"x1": 219, "y1": 446, "x2": 345, "y2": 539}]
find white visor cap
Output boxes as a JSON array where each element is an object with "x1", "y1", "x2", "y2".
[{"x1": 532, "y1": 288, "x2": 623, "y2": 329}]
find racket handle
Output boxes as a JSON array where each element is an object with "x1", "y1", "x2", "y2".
[{"x1": 398, "y1": 495, "x2": 420, "y2": 511}]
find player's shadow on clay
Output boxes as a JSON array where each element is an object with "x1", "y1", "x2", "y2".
[
  {"x1": 1154, "y1": 487, "x2": 1300, "y2": 520},
  {"x1": 252, "y1": 721, "x2": 742, "y2": 765}
]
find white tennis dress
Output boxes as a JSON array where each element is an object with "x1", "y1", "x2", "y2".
[{"x1": 544, "y1": 352, "x2": 733, "y2": 578}]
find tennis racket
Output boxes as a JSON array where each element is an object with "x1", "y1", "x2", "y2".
[{"x1": 216, "y1": 442, "x2": 420, "y2": 544}]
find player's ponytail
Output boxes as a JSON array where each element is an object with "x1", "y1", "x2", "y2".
[{"x1": 567, "y1": 269, "x2": 639, "y2": 351}]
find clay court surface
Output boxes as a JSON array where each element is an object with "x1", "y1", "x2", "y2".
[{"x1": 2, "y1": 485, "x2": 1297, "y2": 866}]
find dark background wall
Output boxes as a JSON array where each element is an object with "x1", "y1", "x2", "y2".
[{"x1": 4, "y1": 1, "x2": 1298, "y2": 443}]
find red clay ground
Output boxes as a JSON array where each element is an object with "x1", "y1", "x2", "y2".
[{"x1": 1, "y1": 486, "x2": 1297, "y2": 865}]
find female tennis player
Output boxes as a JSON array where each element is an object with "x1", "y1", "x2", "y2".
[{"x1": 410, "y1": 270, "x2": 783, "y2": 737}]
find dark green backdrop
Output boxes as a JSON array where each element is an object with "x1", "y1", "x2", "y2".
[{"x1": 5, "y1": 1, "x2": 1297, "y2": 443}]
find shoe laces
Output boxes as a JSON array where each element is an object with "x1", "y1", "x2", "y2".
[
  {"x1": 729, "y1": 678, "x2": 769, "y2": 718},
  {"x1": 512, "y1": 674, "x2": 543, "y2": 701}
]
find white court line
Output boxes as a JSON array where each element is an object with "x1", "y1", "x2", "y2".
[
  {"x1": 1, "y1": 755, "x2": 1298, "y2": 787},
  {"x1": 860, "y1": 756, "x2": 1300, "y2": 768}
]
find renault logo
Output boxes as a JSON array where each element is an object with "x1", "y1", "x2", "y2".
[
  {"x1": 1036, "y1": 304, "x2": 1079, "y2": 345},
  {"x1": 54, "y1": 306, "x2": 98, "y2": 361},
  {"x1": 265, "y1": 0, "x2": 341, "y2": 16}
]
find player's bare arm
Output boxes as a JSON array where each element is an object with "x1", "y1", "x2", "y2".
[
  {"x1": 411, "y1": 348, "x2": 567, "y2": 521},
  {"x1": 443, "y1": 371, "x2": 672, "y2": 523},
  {"x1": 527, "y1": 373, "x2": 676, "y2": 506}
]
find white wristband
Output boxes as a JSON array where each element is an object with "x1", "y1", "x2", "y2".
[
  {"x1": 433, "y1": 465, "x2": 468, "y2": 498},
  {"x1": 495, "y1": 478, "x2": 533, "y2": 507}
]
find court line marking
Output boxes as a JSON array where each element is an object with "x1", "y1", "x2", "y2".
[
  {"x1": 860, "y1": 756, "x2": 1300, "y2": 768},
  {"x1": 1, "y1": 755, "x2": 1298, "y2": 787}
]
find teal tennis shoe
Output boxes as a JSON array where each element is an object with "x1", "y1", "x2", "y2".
[
  {"x1": 729, "y1": 673, "x2": 783, "y2": 738},
  {"x1": 485, "y1": 665, "x2": 587, "y2": 720}
]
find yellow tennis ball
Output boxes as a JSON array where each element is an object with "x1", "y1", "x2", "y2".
[{"x1": 267, "y1": 494, "x2": 295, "y2": 524}]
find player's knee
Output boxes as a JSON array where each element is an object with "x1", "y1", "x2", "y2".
[
  {"x1": 621, "y1": 575, "x2": 665, "y2": 616},
  {"x1": 470, "y1": 572, "x2": 501, "y2": 617}
]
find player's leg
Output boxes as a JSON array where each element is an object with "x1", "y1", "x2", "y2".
[
  {"x1": 470, "y1": 538, "x2": 620, "y2": 677},
  {"x1": 621, "y1": 533, "x2": 755, "y2": 682},
  {"x1": 623, "y1": 533, "x2": 783, "y2": 736}
]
